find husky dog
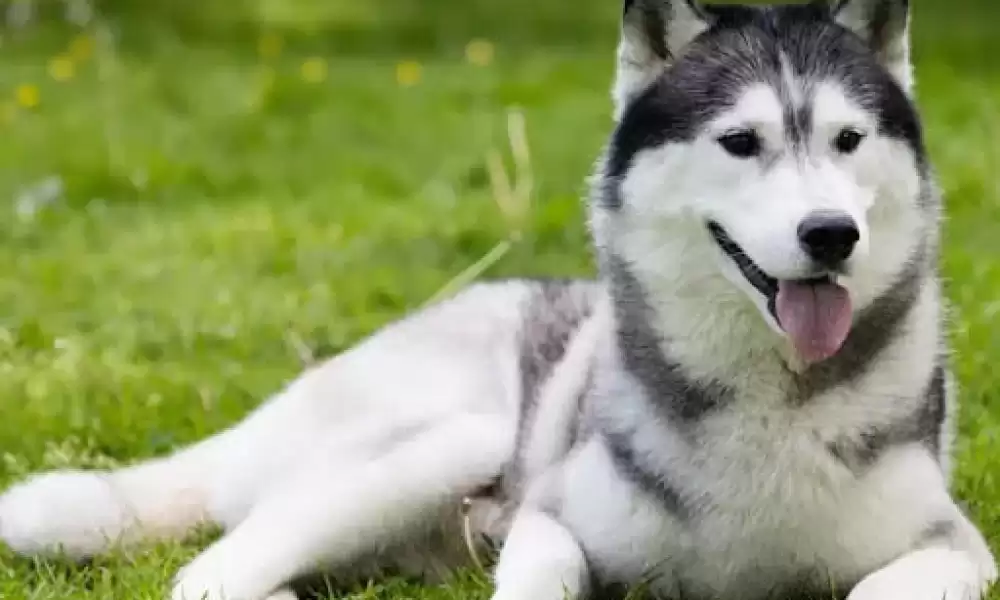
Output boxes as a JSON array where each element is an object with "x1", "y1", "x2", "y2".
[{"x1": 1, "y1": 1, "x2": 997, "y2": 599}]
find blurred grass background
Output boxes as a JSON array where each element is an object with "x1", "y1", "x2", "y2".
[{"x1": 0, "y1": 0, "x2": 998, "y2": 598}]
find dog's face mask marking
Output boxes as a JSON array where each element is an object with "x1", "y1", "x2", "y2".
[{"x1": 600, "y1": 0, "x2": 927, "y2": 365}]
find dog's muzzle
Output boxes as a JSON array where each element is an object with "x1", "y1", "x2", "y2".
[
  {"x1": 707, "y1": 221, "x2": 780, "y2": 318},
  {"x1": 706, "y1": 221, "x2": 853, "y2": 365}
]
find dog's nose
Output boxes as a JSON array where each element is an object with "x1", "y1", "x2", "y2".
[{"x1": 797, "y1": 210, "x2": 860, "y2": 267}]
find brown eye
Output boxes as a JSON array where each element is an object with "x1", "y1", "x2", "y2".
[
  {"x1": 834, "y1": 128, "x2": 866, "y2": 154},
  {"x1": 717, "y1": 130, "x2": 761, "y2": 159}
]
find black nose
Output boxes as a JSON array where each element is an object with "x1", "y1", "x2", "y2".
[{"x1": 797, "y1": 210, "x2": 860, "y2": 267}]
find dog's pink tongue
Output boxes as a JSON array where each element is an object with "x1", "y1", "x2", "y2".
[{"x1": 775, "y1": 280, "x2": 852, "y2": 365}]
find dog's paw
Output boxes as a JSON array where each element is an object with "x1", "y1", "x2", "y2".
[
  {"x1": 171, "y1": 577, "x2": 228, "y2": 600},
  {"x1": 0, "y1": 470, "x2": 126, "y2": 558},
  {"x1": 171, "y1": 544, "x2": 270, "y2": 600},
  {"x1": 171, "y1": 574, "x2": 283, "y2": 600},
  {"x1": 171, "y1": 567, "x2": 235, "y2": 600},
  {"x1": 171, "y1": 572, "x2": 297, "y2": 600},
  {"x1": 848, "y1": 548, "x2": 994, "y2": 600}
]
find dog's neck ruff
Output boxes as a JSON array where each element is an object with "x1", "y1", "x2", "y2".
[{"x1": 602, "y1": 235, "x2": 929, "y2": 418}]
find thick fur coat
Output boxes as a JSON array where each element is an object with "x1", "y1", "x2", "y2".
[{"x1": 1, "y1": 2, "x2": 996, "y2": 600}]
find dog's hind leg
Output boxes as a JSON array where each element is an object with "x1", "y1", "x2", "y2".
[
  {"x1": 0, "y1": 365, "x2": 380, "y2": 559},
  {"x1": 170, "y1": 412, "x2": 514, "y2": 600}
]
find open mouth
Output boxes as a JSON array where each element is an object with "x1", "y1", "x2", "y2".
[
  {"x1": 706, "y1": 221, "x2": 853, "y2": 365},
  {"x1": 707, "y1": 221, "x2": 781, "y2": 317}
]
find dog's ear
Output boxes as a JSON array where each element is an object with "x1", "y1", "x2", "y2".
[
  {"x1": 830, "y1": 0, "x2": 912, "y2": 92},
  {"x1": 613, "y1": 0, "x2": 711, "y2": 120}
]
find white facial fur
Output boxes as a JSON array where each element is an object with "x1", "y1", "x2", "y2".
[{"x1": 606, "y1": 77, "x2": 925, "y2": 338}]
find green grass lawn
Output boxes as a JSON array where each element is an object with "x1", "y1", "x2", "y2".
[{"x1": 0, "y1": 0, "x2": 998, "y2": 598}]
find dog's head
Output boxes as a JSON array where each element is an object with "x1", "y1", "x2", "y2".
[{"x1": 593, "y1": 0, "x2": 932, "y2": 366}]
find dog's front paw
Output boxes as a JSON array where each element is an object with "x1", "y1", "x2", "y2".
[
  {"x1": 171, "y1": 541, "x2": 273, "y2": 600},
  {"x1": 171, "y1": 576, "x2": 294, "y2": 600},
  {"x1": 172, "y1": 561, "x2": 243, "y2": 600},
  {"x1": 848, "y1": 548, "x2": 994, "y2": 600},
  {"x1": 172, "y1": 566, "x2": 243, "y2": 600},
  {"x1": 171, "y1": 578, "x2": 226, "y2": 600}
]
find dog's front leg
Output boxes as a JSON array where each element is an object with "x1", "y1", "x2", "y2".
[
  {"x1": 848, "y1": 507, "x2": 997, "y2": 600},
  {"x1": 491, "y1": 508, "x2": 590, "y2": 600}
]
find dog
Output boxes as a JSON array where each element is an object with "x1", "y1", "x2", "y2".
[{"x1": 1, "y1": 1, "x2": 997, "y2": 599}]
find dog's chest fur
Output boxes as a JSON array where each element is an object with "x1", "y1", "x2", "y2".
[
  {"x1": 509, "y1": 280, "x2": 946, "y2": 600},
  {"x1": 560, "y1": 400, "x2": 939, "y2": 599}
]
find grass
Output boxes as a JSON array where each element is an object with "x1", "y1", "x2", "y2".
[{"x1": 0, "y1": 0, "x2": 998, "y2": 598}]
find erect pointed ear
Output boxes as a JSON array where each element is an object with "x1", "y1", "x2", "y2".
[
  {"x1": 613, "y1": 0, "x2": 711, "y2": 120},
  {"x1": 831, "y1": 0, "x2": 913, "y2": 92}
]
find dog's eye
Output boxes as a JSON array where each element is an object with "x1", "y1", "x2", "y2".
[
  {"x1": 717, "y1": 130, "x2": 761, "y2": 159},
  {"x1": 834, "y1": 128, "x2": 866, "y2": 154}
]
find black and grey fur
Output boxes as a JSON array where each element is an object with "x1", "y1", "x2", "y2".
[
  {"x1": 0, "y1": 2, "x2": 995, "y2": 600},
  {"x1": 495, "y1": 2, "x2": 995, "y2": 599}
]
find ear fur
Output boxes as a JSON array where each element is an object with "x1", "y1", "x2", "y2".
[
  {"x1": 831, "y1": 0, "x2": 913, "y2": 92},
  {"x1": 613, "y1": 0, "x2": 711, "y2": 120}
]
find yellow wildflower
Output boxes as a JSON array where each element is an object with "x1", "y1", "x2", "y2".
[
  {"x1": 15, "y1": 84, "x2": 40, "y2": 109},
  {"x1": 300, "y1": 57, "x2": 328, "y2": 83},
  {"x1": 69, "y1": 35, "x2": 94, "y2": 62},
  {"x1": 396, "y1": 60, "x2": 422, "y2": 87},
  {"x1": 258, "y1": 33, "x2": 283, "y2": 59},
  {"x1": 465, "y1": 39, "x2": 495, "y2": 67},
  {"x1": 48, "y1": 55, "x2": 75, "y2": 82}
]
